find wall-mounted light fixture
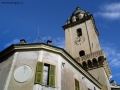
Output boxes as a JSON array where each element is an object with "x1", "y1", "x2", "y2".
[
  {"x1": 82, "y1": 77, "x2": 85, "y2": 80},
  {"x1": 62, "y1": 62, "x2": 65, "y2": 67},
  {"x1": 97, "y1": 76, "x2": 100, "y2": 80}
]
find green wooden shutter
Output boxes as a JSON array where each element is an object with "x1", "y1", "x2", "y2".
[
  {"x1": 49, "y1": 65, "x2": 55, "y2": 87},
  {"x1": 35, "y1": 62, "x2": 44, "y2": 84},
  {"x1": 77, "y1": 80, "x2": 80, "y2": 90},
  {"x1": 75, "y1": 79, "x2": 77, "y2": 90},
  {"x1": 75, "y1": 79, "x2": 80, "y2": 90}
]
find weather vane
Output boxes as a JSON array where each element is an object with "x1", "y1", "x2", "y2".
[{"x1": 33, "y1": 27, "x2": 41, "y2": 43}]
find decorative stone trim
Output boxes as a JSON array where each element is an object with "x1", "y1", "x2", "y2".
[
  {"x1": 81, "y1": 50, "x2": 105, "y2": 62},
  {"x1": 75, "y1": 50, "x2": 112, "y2": 79}
]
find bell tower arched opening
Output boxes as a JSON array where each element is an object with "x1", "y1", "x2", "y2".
[
  {"x1": 82, "y1": 61, "x2": 88, "y2": 70},
  {"x1": 76, "y1": 28, "x2": 82, "y2": 37},
  {"x1": 87, "y1": 60, "x2": 92, "y2": 69},
  {"x1": 98, "y1": 56, "x2": 104, "y2": 66},
  {"x1": 79, "y1": 50, "x2": 85, "y2": 56},
  {"x1": 92, "y1": 58, "x2": 98, "y2": 67}
]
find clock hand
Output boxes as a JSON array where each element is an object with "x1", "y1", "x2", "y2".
[
  {"x1": 75, "y1": 41, "x2": 78, "y2": 45},
  {"x1": 79, "y1": 37, "x2": 81, "y2": 42}
]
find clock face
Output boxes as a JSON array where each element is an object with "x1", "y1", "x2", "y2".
[
  {"x1": 74, "y1": 36, "x2": 85, "y2": 45},
  {"x1": 14, "y1": 65, "x2": 33, "y2": 83}
]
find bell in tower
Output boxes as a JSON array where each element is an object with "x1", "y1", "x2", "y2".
[{"x1": 62, "y1": 7, "x2": 112, "y2": 90}]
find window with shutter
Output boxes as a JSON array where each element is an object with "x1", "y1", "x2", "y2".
[
  {"x1": 75, "y1": 79, "x2": 80, "y2": 90},
  {"x1": 35, "y1": 62, "x2": 55, "y2": 87},
  {"x1": 35, "y1": 62, "x2": 44, "y2": 84},
  {"x1": 49, "y1": 65, "x2": 55, "y2": 87},
  {"x1": 42, "y1": 65, "x2": 49, "y2": 85}
]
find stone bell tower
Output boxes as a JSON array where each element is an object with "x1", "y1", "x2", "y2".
[{"x1": 62, "y1": 7, "x2": 112, "y2": 90}]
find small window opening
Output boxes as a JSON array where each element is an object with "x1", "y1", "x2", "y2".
[
  {"x1": 76, "y1": 28, "x2": 82, "y2": 37},
  {"x1": 35, "y1": 62, "x2": 55, "y2": 87},
  {"x1": 79, "y1": 50, "x2": 85, "y2": 56},
  {"x1": 42, "y1": 64, "x2": 50, "y2": 85},
  {"x1": 92, "y1": 43, "x2": 93, "y2": 48}
]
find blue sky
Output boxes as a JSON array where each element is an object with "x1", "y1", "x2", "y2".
[{"x1": 0, "y1": 0, "x2": 120, "y2": 84}]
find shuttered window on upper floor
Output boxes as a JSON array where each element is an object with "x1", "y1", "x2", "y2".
[
  {"x1": 35, "y1": 62, "x2": 55, "y2": 87},
  {"x1": 75, "y1": 79, "x2": 80, "y2": 90}
]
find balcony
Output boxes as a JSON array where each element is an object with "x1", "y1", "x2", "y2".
[
  {"x1": 74, "y1": 50, "x2": 112, "y2": 79},
  {"x1": 81, "y1": 50, "x2": 105, "y2": 61},
  {"x1": 75, "y1": 50, "x2": 105, "y2": 63}
]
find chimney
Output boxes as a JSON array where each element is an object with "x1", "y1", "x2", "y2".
[
  {"x1": 20, "y1": 39, "x2": 26, "y2": 44},
  {"x1": 47, "y1": 40, "x2": 52, "y2": 45}
]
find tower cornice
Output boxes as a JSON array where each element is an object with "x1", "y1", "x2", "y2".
[
  {"x1": 62, "y1": 14, "x2": 99, "y2": 36},
  {"x1": 62, "y1": 15, "x2": 92, "y2": 29}
]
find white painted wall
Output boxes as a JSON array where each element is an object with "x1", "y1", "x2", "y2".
[
  {"x1": 61, "y1": 56, "x2": 100, "y2": 90},
  {"x1": 0, "y1": 54, "x2": 15, "y2": 90},
  {"x1": 1, "y1": 50, "x2": 100, "y2": 90}
]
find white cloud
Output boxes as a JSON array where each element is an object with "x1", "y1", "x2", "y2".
[
  {"x1": 4, "y1": 39, "x2": 19, "y2": 48},
  {"x1": 100, "y1": 41, "x2": 120, "y2": 68},
  {"x1": 102, "y1": 2, "x2": 120, "y2": 11},
  {"x1": 3, "y1": 29, "x2": 9, "y2": 34},
  {"x1": 115, "y1": 73, "x2": 120, "y2": 76},
  {"x1": 95, "y1": 2, "x2": 120, "y2": 20},
  {"x1": 33, "y1": 36, "x2": 51, "y2": 43},
  {"x1": 5, "y1": 36, "x2": 65, "y2": 49},
  {"x1": 52, "y1": 38, "x2": 65, "y2": 49},
  {"x1": 40, "y1": 36, "x2": 65, "y2": 49},
  {"x1": 41, "y1": 36, "x2": 52, "y2": 41},
  {"x1": 112, "y1": 73, "x2": 120, "y2": 77}
]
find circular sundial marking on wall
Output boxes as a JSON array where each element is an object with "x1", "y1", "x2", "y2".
[{"x1": 14, "y1": 65, "x2": 33, "y2": 83}]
